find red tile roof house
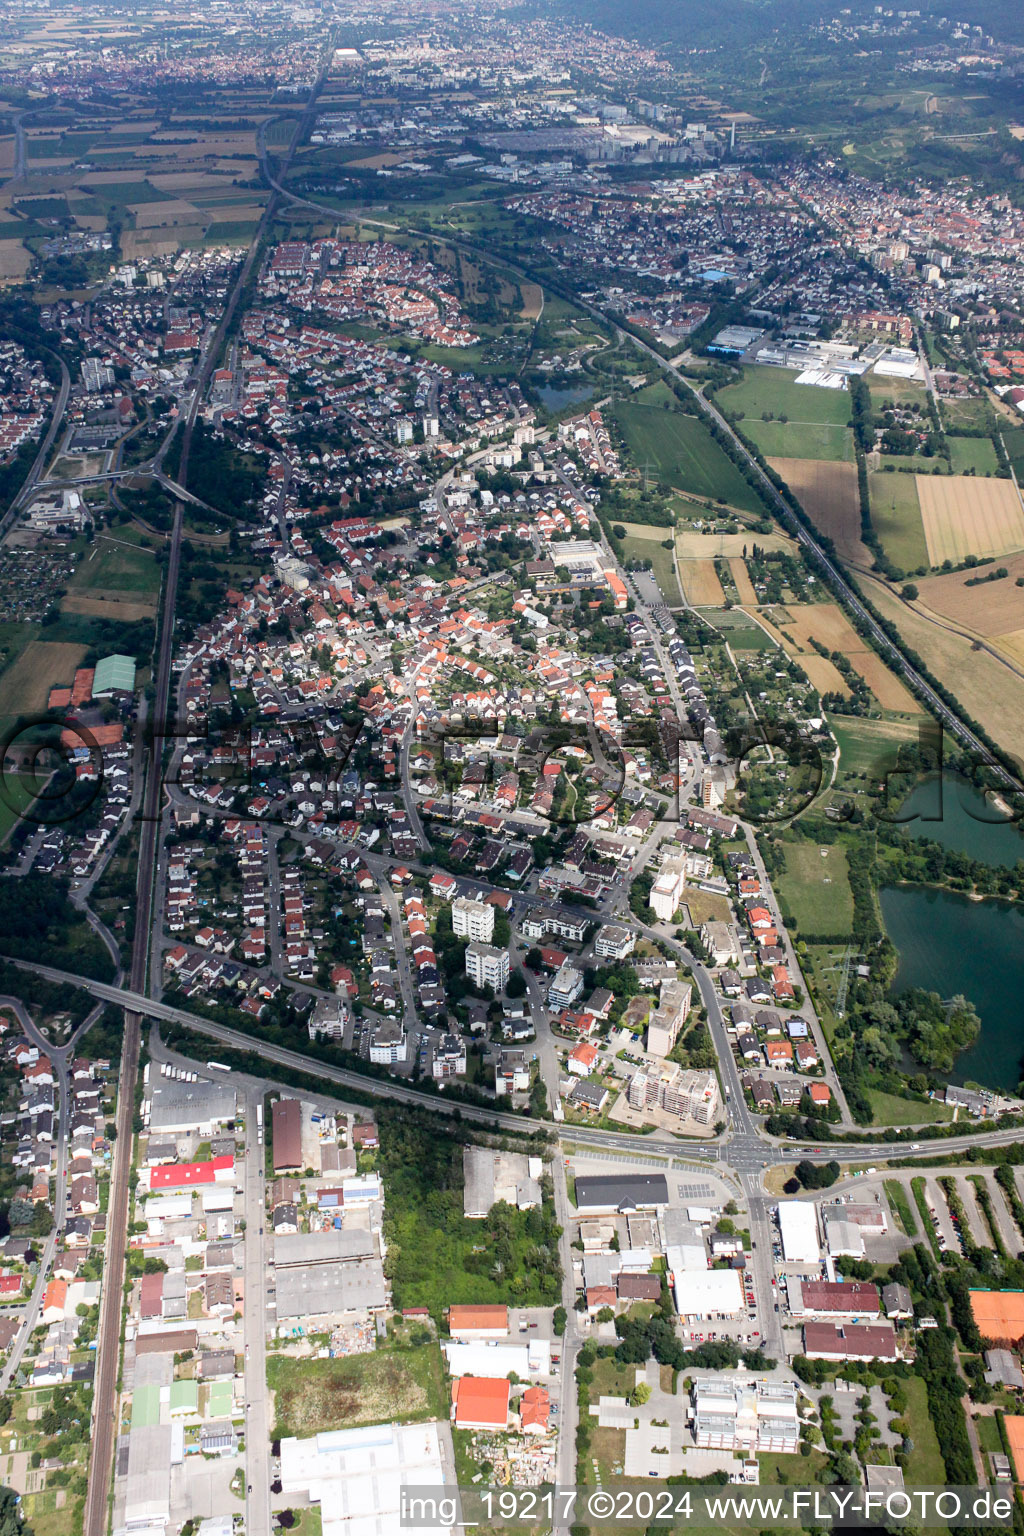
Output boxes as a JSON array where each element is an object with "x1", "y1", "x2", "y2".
[
  {"x1": 567, "y1": 1042, "x2": 599, "y2": 1077},
  {"x1": 764, "y1": 1041, "x2": 793, "y2": 1066},
  {"x1": 808, "y1": 1082, "x2": 832, "y2": 1107},
  {"x1": 520, "y1": 1385, "x2": 551, "y2": 1434},
  {"x1": 772, "y1": 964, "x2": 795, "y2": 1001},
  {"x1": 586, "y1": 1284, "x2": 618, "y2": 1315}
]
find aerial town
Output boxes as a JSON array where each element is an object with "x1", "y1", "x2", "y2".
[{"x1": 0, "y1": 2, "x2": 1023, "y2": 1535}]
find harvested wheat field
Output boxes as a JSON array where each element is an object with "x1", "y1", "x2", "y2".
[
  {"x1": 676, "y1": 529, "x2": 792, "y2": 559},
  {"x1": 997, "y1": 630, "x2": 1024, "y2": 668},
  {"x1": 800, "y1": 655, "x2": 852, "y2": 698},
  {"x1": 768, "y1": 457, "x2": 869, "y2": 565},
  {"x1": 0, "y1": 641, "x2": 88, "y2": 713},
  {"x1": 916, "y1": 551, "x2": 1024, "y2": 638},
  {"x1": 864, "y1": 574, "x2": 1024, "y2": 766},
  {"x1": 781, "y1": 603, "x2": 922, "y2": 713},
  {"x1": 917, "y1": 475, "x2": 1024, "y2": 565},
  {"x1": 617, "y1": 521, "x2": 675, "y2": 541},
  {"x1": 729, "y1": 557, "x2": 758, "y2": 605},
  {"x1": 0, "y1": 241, "x2": 31, "y2": 282},
  {"x1": 132, "y1": 199, "x2": 203, "y2": 229},
  {"x1": 679, "y1": 560, "x2": 725, "y2": 606},
  {"x1": 62, "y1": 593, "x2": 157, "y2": 621}
]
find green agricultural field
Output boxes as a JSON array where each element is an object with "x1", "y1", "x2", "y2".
[
  {"x1": 612, "y1": 401, "x2": 766, "y2": 514},
  {"x1": 739, "y1": 419, "x2": 854, "y2": 463},
  {"x1": 869, "y1": 471, "x2": 929, "y2": 570},
  {"x1": 619, "y1": 534, "x2": 682, "y2": 605},
  {"x1": 947, "y1": 435, "x2": 999, "y2": 475},
  {"x1": 775, "y1": 839, "x2": 854, "y2": 937},
  {"x1": 716, "y1": 366, "x2": 854, "y2": 426}
]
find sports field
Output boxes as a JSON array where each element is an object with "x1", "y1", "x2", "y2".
[
  {"x1": 71, "y1": 536, "x2": 160, "y2": 594},
  {"x1": 0, "y1": 773, "x2": 42, "y2": 844},
  {"x1": 741, "y1": 420, "x2": 853, "y2": 462},
  {"x1": 612, "y1": 401, "x2": 766, "y2": 514},
  {"x1": 64, "y1": 536, "x2": 160, "y2": 621},
  {"x1": 947, "y1": 435, "x2": 999, "y2": 475},
  {"x1": 776, "y1": 841, "x2": 854, "y2": 937},
  {"x1": 916, "y1": 474, "x2": 1024, "y2": 564},
  {"x1": 769, "y1": 457, "x2": 868, "y2": 565},
  {"x1": 869, "y1": 472, "x2": 929, "y2": 571},
  {"x1": 868, "y1": 374, "x2": 929, "y2": 409}
]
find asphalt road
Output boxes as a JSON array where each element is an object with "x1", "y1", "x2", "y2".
[
  {"x1": 12, "y1": 955, "x2": 1024, "y2": 1171},
  {"x1": 0, "y1": 998, "x2": 72, "y2": 1393}
]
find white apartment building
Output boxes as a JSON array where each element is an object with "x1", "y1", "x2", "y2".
[
  {"x1": 594, "y1": 923, "x2": 636, "y2": 961},
  {"x1": 649, "y1": 856, "x2": 686, "y2": 923},
  {"x1": 465, "y1": 942, "x2": 509, "y2": 992},
  {"x1": 646, "y1": 978, "x2": 693, "y2": 1057},
  {"x1": 629, "y1": 1064, "x2": 720, "y2": 1125},
  {"x1": 452, "y1": 897, "x2": 495, "y2": 943},
  {"x1": 369, "y1": 1020, "x2": 407, "y2": 1065},
  {"x1": 547, "y1": 962, "x2": 584, "y2": 1010}
]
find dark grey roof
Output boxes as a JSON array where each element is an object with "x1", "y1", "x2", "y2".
[{"x1": 574, "y1": 1173, "x2": 670, "y2": 1212}]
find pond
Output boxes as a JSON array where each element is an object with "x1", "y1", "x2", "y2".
[
  {"x1": 537, "y1": 381, "x2": 595, "y2": 411},
  {"x1": 879, "y1": 884, "x2": 1024, "y2": 1092}
]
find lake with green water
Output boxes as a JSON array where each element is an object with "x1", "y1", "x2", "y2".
[
  {"x1": 892, "y1": 774, "x2": 1024, "y2": 867},
  {"x1": 880, "y1": 884, "x2": 1024, "y2": 1091}
]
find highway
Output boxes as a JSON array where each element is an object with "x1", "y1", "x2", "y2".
[
  {"x1": 0, "y1": 358, "x2": 71, "y2": 541},
  {"x1": 11, "y1": 954, "x2": 1024, "y2": 1170}
]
